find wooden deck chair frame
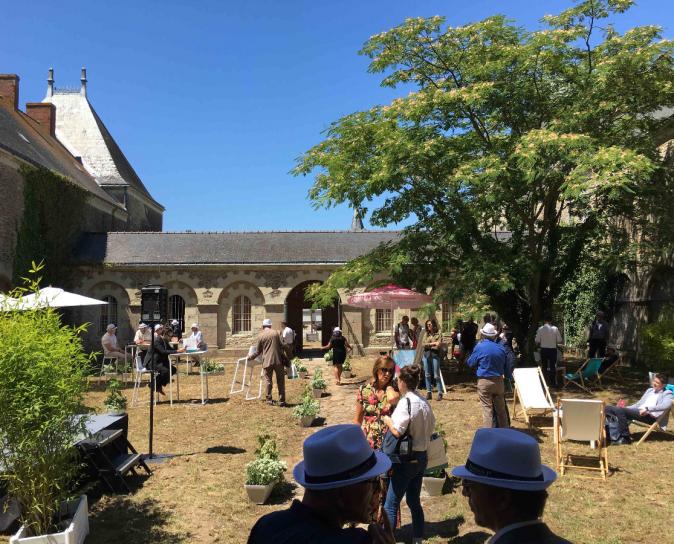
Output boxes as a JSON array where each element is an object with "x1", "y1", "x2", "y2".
[
  {"x1": 512, "y1": 367, "x2": 555, "y2": 429},
  {"x1": 562, "y1": 358, "x2": 603, "y2": 393},
  {"x1": 630, "y1": 407, "x2": 674, "y2": 446},
  {"x1": 555, "y1": 398, "x2": 609, "y2": 480}
]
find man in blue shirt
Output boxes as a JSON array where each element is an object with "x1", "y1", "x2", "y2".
[{"x1": 467, "y1": 323, "x2": 509, "y2": 428}]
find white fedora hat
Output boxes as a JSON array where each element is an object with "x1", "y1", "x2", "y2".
[
  {"x1": 262, "y1": 318, "x2": 272, "y2": 327},
  {"x1": 293, "y1": 424, "x2": 391, "y2": 490},
  {"x1": 451, "y1": 428, "x2": 556, "y2": 491},
  {"x1": 481, "y1": 323, "x2": 498, "y2": 337},
  {"x1": 171, "y1": 319, "x2": 179, "y2": 325}
]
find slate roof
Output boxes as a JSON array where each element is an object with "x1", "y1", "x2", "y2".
[
  {"x1": 46, "y1": 90, "x2": 163, "y2": 209},
  {"x1": 0, "y1": 96, "x2": 123, "y2": 207},
  {"x1": 74, "y1": 231, "x2": 401, "y2": 265}
]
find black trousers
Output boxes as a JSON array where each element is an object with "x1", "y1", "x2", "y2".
[
  {"x1": 539, "y1": 347, "x2": 558, "y2": 387},
  {"x1": 605, "y1": 405, "x2": 655, "y2": 440},
  {"x1": 147, "y1": 361, "x2": 176, "y2": 389},
  {"x1": 588, "y1": 339, "x2": 607, "y2": 358}
]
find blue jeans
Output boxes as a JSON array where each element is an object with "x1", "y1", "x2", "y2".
[
  {"x1": 424, "y1": 351, "x2": 441, "y2": 392},
  {"x1": 383, "y1": 451, "x2": 427, "y2": 538}
]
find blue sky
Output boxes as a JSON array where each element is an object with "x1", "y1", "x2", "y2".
[{"x1": 3, "y1": 0, "x2": 672, "y2": 231}]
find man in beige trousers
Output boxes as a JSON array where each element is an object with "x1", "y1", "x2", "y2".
[{"x1": 248, "y1": 318, "x2": 287, "y2": 406}]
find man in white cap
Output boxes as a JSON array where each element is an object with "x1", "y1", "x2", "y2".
[
  {"x1": 169, "y1": 319, "x2": 182, "y2": 341},
  {"x1": 467, "y1": 323, "x2": 509, "y2": 428},
  {"x1": 134, "y1": 323, "x2": 152, "y2": 351},
  {"x1": 452, "y1": 428, "x2": 571, "y2": 544},
  {"x1": 248, "y1": 318, "x2": 287, "y2": 406},
  {"x1": 101, "y1": 324, "x2": 125, "y2": 360},
  {"x1": 248, "y1": 424, "x2": 394, "y2": 543}
]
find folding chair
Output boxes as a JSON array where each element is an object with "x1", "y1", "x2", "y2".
[
  {"x1": 555, "y1": 398, "x2": 609, "y2": 480},
  {"x1": 563, "y1": 358, "x2": 603, "y2": 393},
  {"x1": 512, "y1": 367, "x2": 556, "y2": 429},
  {"x1": 629, "y1": 407, "x2": 673, "y2": 446}
]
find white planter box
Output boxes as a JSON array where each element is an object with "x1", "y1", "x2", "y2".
[
  {"x1": 312, "y1": 388, "x2": 323, "y2": 399},
  {"x1": 244, "y1": 482, "x2": 275, "y2": 505},
  {"x1": 299, "y1": 415, "x2": 315, "y2": 427},
  {"x1": 10, "y1": 495, "x2": 89, "y2": 544},
  {"x1": 342, "y1": 370, "x2": 352, "y2": 378},
  {"x1": 422, "y1": 476, "x2": 446, "y2": 497}
]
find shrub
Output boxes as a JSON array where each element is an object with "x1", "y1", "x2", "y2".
[
  {"x1": 342, "y1": 358, "x2": 351, "y2": 371},
  {"x1": 245, "y1": 457, "x2": 287, "y2": 486},
  {"x1": 311, "y1": 368, "x2": 326, "y2": 390},
  {"x1": 255, "y1": 433, "x2": 280, "y2": 461},
  {"x1": 639, "y1": 318, "x2": 674, "y2": 374},
  {"x1": 104, "y1": 378, "x2": 127, "y2": 412},
  {"x1": 0, "y1": 264, "x2": 93, "y2": 536},
  {"x1": 324, "y1": 349, "x2": 333, "y2": 362},
  {"x1": 292, "y1": 389, "x2": 320, "y2": 419}
]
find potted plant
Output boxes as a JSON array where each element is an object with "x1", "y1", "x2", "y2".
[
  {"x1": 202, "y1": 359, "x2": 225, "y2": 375},
  {"x1": 422, "y1": 466, "x2": 447, "y2": 496},
  {"x1": 103, "y1": 378, "x2": 127, "y2": 415},
  {"x1": 292, "y1": 390, "x2": 320, "y2": 427},
  {"x1": 0, "y1": 264, "x2": 92, "y2": 543},
  {"x1": 324, "y1": 349, "x2": 333, "y2": 363},
  {"x1": 292, "y1": 358, "x2": 308, "y2": 379},
  {"x1": 311, "y1": 368, "x2": 327, "y2": 398},
  {"x1": 244, "y1": 434, "x2": 286, "y2": 504},
  {"x1": 342, "y1": 358, "x2": 352, "y2": 378}
]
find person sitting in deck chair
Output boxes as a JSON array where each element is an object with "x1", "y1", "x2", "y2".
[
  {"x1": 604, "y1": 373, "x2": 672, "y2": 445},
  {"x1": 598, "y1": 344, "x2": 619, "y2": 375}
]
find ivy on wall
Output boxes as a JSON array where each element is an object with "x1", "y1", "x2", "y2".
[{"x1": 13, "y1": 166, "x2": 88, "y2": 287}]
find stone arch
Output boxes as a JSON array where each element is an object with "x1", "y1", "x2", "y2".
[
  {"x1": 217, "y1": 281, "x2": 265, "y2": 348},
  {"x1": 286, "y1": 280, "x2": 339, "y2": 353},
  {"x1": 164, "y1": 280, "x2": 199, "y2": 331},
  {"x1": 84, "y1": 281, "x2": 131, "y2": 349}
]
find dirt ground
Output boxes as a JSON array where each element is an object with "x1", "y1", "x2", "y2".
[{"x1": 4, "y1": 356, "x2": 672, "y2": 544}]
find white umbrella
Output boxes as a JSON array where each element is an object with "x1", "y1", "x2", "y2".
[{"x1": 15, "y1": 287, "x2": 107, "y2": 309}]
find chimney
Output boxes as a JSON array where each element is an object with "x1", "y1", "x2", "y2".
[
  {"x1": 80, "y1": 67, "x2": 87, "y2": 97},
  {"x1": 46, "y1": 67, "x2": 54, "y2": 98},
  {"x1": 0, "y1": 74, "x2": 19, "y2": 110},
  {"x1": 26, "y1": 102, "x2": 56, "y2": 138}
]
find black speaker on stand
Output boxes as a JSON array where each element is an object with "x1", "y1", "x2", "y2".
[{"x1": 140, "y1": 285, "x2": 168, "y2": 460}]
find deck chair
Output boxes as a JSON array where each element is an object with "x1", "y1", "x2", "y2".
[
  {"x1": 512, "y1": 367, "x2": 556, "y2": 429},
  {"x1": 555, "y1": 398, "x2": 609, "y2": 480},
  {"x1": 630, "y1": 407, "x2": 673, "y2": 446},
  {"x1": 563, "y1": 358, "x2": 603, "y2": 392}
]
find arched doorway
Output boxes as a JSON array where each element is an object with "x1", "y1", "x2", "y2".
[{"x1": 286, "y1": 281, "x2": 339, "y2": 355}]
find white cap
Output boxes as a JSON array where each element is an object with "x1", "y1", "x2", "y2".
[
  {"x1": 154, "y1": 324, "x2": 163, "y2": 331},
  {"x1": 481, "y1": 323, "x2": 498, "y2": 337},
  {"x1": 333, "y1": 327, "x2": 341, "y2": 333},
  {"x1": 171, "y1": 319, "x2": 179, "y2": 325},
  {"x1": 262, "y1": 318, "x2": 272, "y2": 327},
  {"x1": 139, "y1": 323, "x2": 148, "y2": 329},
  {"x1": 106, "y1": 323, "x2": 117, "y2": 331},
  {"x1": 191, "y1": 323, "x2": 199, "y2": 329}
]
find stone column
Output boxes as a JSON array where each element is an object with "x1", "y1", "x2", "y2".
[{"x1": 197, "y1": 304, "x2": 219, "y2": 352}]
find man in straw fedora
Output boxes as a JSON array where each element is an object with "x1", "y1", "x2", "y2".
[
  {"x1": 248, "y1": 424, "x2": 395, "y2": 543},
  {"x1": 452, "y1": 428, "x2": 572, "y2": 544}
]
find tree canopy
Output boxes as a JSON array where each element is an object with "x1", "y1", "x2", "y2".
[{"x1": 293, "y1": 0, "x2": 674, "y2": 350}]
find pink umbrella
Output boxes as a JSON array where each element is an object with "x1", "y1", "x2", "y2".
[{"x1": 346, "y1": 284, "x2": 432, "y2": 309}]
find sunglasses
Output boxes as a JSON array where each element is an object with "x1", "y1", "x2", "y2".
[{"x1": 379, "y1": 367, "x2": 395, "y2": 374}]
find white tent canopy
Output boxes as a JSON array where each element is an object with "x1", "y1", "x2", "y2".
[{"x1": 3, "y1": 287, "x2": 107, "y2": 310}]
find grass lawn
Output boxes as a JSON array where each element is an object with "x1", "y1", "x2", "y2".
[{"x1": 3, "y1": 356, "x2": 671, "y2": 543}]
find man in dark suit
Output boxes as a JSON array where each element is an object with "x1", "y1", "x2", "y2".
[
  {"x1": 144, "y1": 323, "x2": 184, "y2": 396},
  {"x1": 452, "y1": 428, "x2": 572, "y2": 544}
]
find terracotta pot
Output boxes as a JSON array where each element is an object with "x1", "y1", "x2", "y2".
[
  {"x1": 342, "y1": 370, "x2": 352, "y2": 378},
  {"x1": 298, "y1": 371, "x2": 308, "y2": 379},
  {"x1": 422, "y1": 476, "x2": 446, "y2": 496},
  {"x1": 312, "y1": 388, "x2": 323, "y2": 399},
  {"x1": 300, "y1": 415, "x2": 315, "y2": 427}
]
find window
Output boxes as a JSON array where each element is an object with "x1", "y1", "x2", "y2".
[
  {"x1": 100, "y1": 295, "x2": 118, "y2": 334},
  {"x1": 169, "y1": 295, "x2": 186, "y2": 332},
  {"x1": 233, "y1": 295, "x2": 252, "y2": 333},
  {"x1": 375, "y1": 309, "x2": 393, "y2": 333}
]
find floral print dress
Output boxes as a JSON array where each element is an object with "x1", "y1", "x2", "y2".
[{"x1": 357, "y1": 382, "x2": 392, "y2": 449}]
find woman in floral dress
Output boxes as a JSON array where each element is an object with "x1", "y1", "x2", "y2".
[{"x1": 354, "y1": 355, "x2": 400, "y2": 449}]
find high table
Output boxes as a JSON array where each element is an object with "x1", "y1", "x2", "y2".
[{"x1": 168, "y1": 350, "x2": 209, "y2": 405}]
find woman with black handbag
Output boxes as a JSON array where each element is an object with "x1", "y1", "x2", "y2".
[{"x1": 381, "y1": 364, "x2": 435, "y2": 544}]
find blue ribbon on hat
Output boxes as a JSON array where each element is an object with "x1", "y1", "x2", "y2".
[{"x1": 304, "y1": 452, "x2": 377, "y2": 484}]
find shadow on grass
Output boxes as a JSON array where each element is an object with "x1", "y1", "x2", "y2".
[
  {"x1": 267, "y1": 480, "x2": 298, "y2": 505},
  {"x1": 447, "y1": 531, "x2": 491, "y2": 543},
  {"x1": 89, "y1": 496, "x2": 190, "y2": 543},
  {"x1": 313, "y1": 417, "x2": 328, "y2": 426},
  {"x1": 205, "y1": 445, "x2": 246, "y2": 455}
]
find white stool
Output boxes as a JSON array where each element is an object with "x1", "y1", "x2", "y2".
[{"x1": 131, "y1": 355, "x2": 157, "y2": 407}]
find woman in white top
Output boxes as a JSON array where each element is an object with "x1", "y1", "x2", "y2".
[{"x1": 381, "y1": 364, "x2": 435, "y2": 544}]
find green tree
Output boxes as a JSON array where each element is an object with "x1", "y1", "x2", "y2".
[{"x1": 294, "y1": 0, "x2": 674, "y2": 356}]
